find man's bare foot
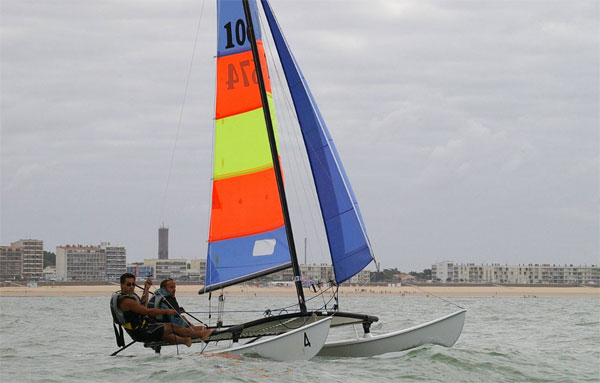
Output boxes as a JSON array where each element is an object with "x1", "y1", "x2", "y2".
[{"x1": 184, "y1": 337, "x2": 192, "y2": 347}]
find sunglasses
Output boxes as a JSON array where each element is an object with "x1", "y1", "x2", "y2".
[{"x1": 124, "y1": 282, "x2": 135, "y2": 287}]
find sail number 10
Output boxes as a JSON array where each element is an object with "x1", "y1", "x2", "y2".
[
  {"x1": 223, "y1": 19, "x2": 263, "y2": 90},
  {"x1": 224, "y1": 20, "x2": 246, "y2": 49}
]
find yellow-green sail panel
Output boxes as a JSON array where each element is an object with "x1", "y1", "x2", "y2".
[{"x1": 213, "y1": 94, "x2": 279, "y2": 180}]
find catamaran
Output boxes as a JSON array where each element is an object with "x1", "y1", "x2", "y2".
[{"x1": 111, "y1": 0, "x2": 466, "y2": 360}]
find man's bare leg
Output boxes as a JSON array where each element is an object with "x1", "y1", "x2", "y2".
[
  {"x1": 169, "y1": 323, "x2": 214, "y2": 341},
  {"x1": 163, "y1": 333, "x2": 192, "y2": 347},
  {"x1": 163, "y1": 325, "x2": 192, "y2": 347},
  {"x1": 192, "y1": 326, "x2": 215, "y2": 341}
]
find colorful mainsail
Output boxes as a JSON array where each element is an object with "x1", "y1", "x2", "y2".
[
  {"x1": 205, "y1": 0, "x2": 291, "y2": 292},
  {"x1": 261, "y1": 0, "x2": 374, "y2": 284}
]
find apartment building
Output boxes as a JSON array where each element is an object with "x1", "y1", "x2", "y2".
[
  {"x1": 347, "y1": 269, "x2": 371, "y2": 284},
  {"x1": 431, "y1": 261, "x2": 454, "y2": 282},
  {"x1": 143, "y1": 259, "x2": 187, "y2": 281},
  {"x1": 301, "y1": 264, "x2": 335, "y2": 282},
  {"x1": 11, "y1": 239, "x2": 43, "y2": 280},
  {"x1": 101, "y1": 242, "x2": 127, "y2": 282},
  {"x1": 56, "y1": 245, "x2": 106, "y2": 281},
  {"x1": 0, "y1": 245, "x2": 23, "y2": 280},
  {"x1": 432, "y1": 261, "x2": 599, "y2": 284}
]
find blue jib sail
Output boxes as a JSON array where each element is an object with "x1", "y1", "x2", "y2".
[{"x1": 261, "y1": 0, "x2": 374, "y2": 284}]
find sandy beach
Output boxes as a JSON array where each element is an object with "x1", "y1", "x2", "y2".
[{"x1": 0, "y1": 284, "x2": 598, "y2": 298}]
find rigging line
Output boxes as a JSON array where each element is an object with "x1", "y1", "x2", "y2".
[
  {"x1": 259, "y1": 11, "x2": 369, "y2": 271},
  {"x1": 255, "y1": 10, "x2": 318, "y2": 265},
  {"x1": 316, "y1": 290, "x2": 337, "y2": 312},
  {"x1": 260, "y1": 2, "x2": 379, "y2": 270},
  {"x1": 159, "y1": 0, "x2": 207, "y2": 223},
  {"x1": 405, "y1": 283, "x2": 465, "y2": 310},
  {"x1": 260, "y1": 28, "x2": 314, "y2": 261},
  {"x1": 204, "y1": 32, "x2": 218, "y2": 295},
  {"x1": 135, "y1": 283, "x2": 190, "y2": 325},
  {"x1": 258, "y1": 11, "x2": 328, "y2": 264},
  {"x1": 302, "y1": 89, "x2": 379, "y2": 268},
  {"x1": 180, "y1": 310, "x2": 206, "y2": 326},
  {"x1": 273, "y1": 81, "x2": 329, "y2": 264},
  {"x1": 187, "y1": 309, "x2": 270, "y2": 314},
  {"x1": 185, "y1": 284, "x2": 336, "y2": 315}
]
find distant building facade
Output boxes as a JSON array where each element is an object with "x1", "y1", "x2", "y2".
[
  {"x1": 55, "y1": 242, "x2": 126, "y2": 281},
  {"x1": 301, "y1": 264, "x2": 335, "y2": 282},
  {"x1": 127, "y1": 265, "x2": 155, "y2": 279},
  {"x1": 56, "y1": 245, "x2": 106, "y2": 281},
  {"x1": 43, "y1": 266, "x2": 57, "y2": 281},
  {"x1": 268, "y1": 264, "x2": 370, "y2": 285},
  {"x1": 0, "y1": 246, "x2": 23, "y2": 280},
  {"x1": 11, "y1": 239, "x2": 43, "y2": 280},
  {"x1": 347, "y1": 269, "x2": 371, "y2": 284},
  {"x1": 101, "y1": 242, "x2": 127, "y2": 282},
  {"x1": 130, "y1": 258, "x2": 206, "y2": 282},
  {"x1": 432, "y1": 261, "x2": 600, "y2": 284},
  {"x1": 144, "y1": 259, "x2": 187, "y2": 281},
  {"x1": 188, "y1": 259, "x2": 207, "y2": 282},
  {"x1": 432, "y1": 261, "x2": 454, "y2": 282}
]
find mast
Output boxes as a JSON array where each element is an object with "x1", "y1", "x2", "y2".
[
  {"x1": 304, "y1": 237, "x2": 307, "y2": 265},
  {"x1": 241, "y1": 0, "x2": 307, "y2": 313}
]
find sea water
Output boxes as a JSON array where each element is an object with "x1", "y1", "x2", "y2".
[{"x1": 0, "y1": 294, "x2": 598, "y2": 382}]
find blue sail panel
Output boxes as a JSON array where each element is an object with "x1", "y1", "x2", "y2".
[
  {"x1": 217, "y1": 0, "x2": 262, "y2": 57},
  {"x1": 261, "y1": 0, "x2": 374, "y2": 284},
  {"x1": 205, "y1": 225, "x2": 292, "y2": 291}
]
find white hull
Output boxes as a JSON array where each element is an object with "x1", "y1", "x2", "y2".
[
  {"x1": 208, "y1": 316, "x2": 332, "y2": 361},
  {"x1": 317, "y1": 309, "x2": 466, "y2": 357}
]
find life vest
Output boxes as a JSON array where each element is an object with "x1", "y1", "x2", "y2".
[
  {"x1": 149, "y1": 292, "x2": 165, "y2": 321},
  {"x1": 110, "y1": 291, "x2": 146, "y2": 330},
  {"x1": 149, "y1": 289, "x2": 181, "y2": 322}
]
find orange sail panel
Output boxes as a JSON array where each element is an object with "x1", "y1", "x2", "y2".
[
  {"x1": 216, "y1": 42, "x2": 271, "y2": 120},
  {"x1": 209, "y1": 166, "x2": 284, "y2": 242}
]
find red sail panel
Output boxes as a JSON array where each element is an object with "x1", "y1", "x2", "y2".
[
  {"x1": 209, "y1": 166, "x2": 284, "y2": 242},
  {"x1": 215, "y1": 41, "x2": 272, "y2": 120}
]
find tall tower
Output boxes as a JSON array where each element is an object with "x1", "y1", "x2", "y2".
[{"x1": 158, "y1": 225, "x2": 169, "y2": 260}]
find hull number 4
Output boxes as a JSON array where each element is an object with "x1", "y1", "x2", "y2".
[{"x1": 303, "y1": 332, "x2": 311, "y2": 347}]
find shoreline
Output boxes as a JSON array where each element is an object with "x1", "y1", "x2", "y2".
[{"x1": 0, "y1": 284, "x2": 598, "y2": 298}]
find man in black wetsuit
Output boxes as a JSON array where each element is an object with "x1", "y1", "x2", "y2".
[{"x1": 111, "y1": 273, "x2": 204, "y2": 346}]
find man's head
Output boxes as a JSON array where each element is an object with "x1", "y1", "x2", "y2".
[
  {"x1": 120, "y1": 272, "x2": 136, "y2": 294},
  {"x1": 161, "y1": 278, "x2": 176, "y2": 296}
]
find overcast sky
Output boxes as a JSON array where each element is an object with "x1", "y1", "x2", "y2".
[{"x1": 1, "y1": 0, "x2": 598, "y2": 271}]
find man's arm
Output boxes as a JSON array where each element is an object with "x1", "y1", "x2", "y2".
[
  {"x1": 140, "y1": 279, "x2": 152, "y2": 306},
  {"x1": 159, "y1": 301, "x2": 185, "y2": 324},
  {"x1": 120, "y1": 298, "x2": 177, "y2": 318}
]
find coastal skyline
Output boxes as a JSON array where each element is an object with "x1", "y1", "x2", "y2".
[{"x1": 2, "y1": 1, "x2": 598, "y2": 270}]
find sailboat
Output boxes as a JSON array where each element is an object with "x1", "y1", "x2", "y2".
[{"x1": 119, "y1": 0, "x2": 466, "y2": 360}]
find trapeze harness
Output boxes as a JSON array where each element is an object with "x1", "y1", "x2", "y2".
[{"x1": 110, "y1": 292, "x2": 148, "y2": 346}]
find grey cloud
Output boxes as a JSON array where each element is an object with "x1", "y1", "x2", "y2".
[{"x1": 1, "y1": 0, "x2": 597, "y2": 271}]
